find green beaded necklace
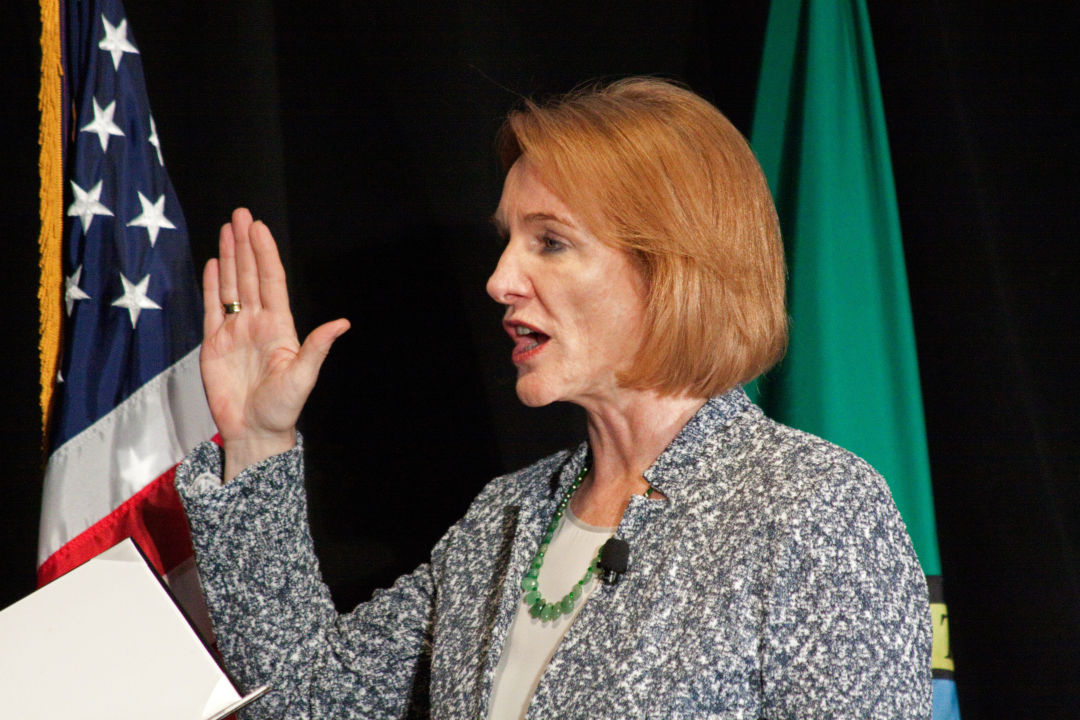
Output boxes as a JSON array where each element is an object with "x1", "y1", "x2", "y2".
[{"x1": 519, "y1": 464, "x2": 600, "y2": 623}]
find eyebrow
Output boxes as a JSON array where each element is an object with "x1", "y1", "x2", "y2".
[
  {"x1": 489, "y1": 210, "x2": 578, "y2": 234},
  {"x1": 525, "y1": 211, "x2": 577, "y2": 228}
]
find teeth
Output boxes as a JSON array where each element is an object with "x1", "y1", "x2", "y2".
[{"x1": 515, "y1": 326, "x2": 534, "y2": 336}]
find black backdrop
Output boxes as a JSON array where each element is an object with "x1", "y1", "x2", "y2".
[{"x1": 2, "y1": 1, "x2": 1077, "y2": 717}]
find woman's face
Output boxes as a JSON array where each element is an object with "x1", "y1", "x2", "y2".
[{"x1": 487, "y1": 159, "x2": 647, "y2": 408}]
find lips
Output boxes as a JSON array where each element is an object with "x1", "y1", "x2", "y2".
[{"x1": 506, "y1": 321, "x2": 550, "y2": 362}]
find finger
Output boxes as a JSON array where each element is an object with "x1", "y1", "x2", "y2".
[
  {"x1": 203, "y1": 258, "x2": 224, "y2": 338},
  {"x1": 294, "y1": 318, "x2": 351, "y2": 388},
  {"x1": 249, "y1": 220, "x2": 291, "y2": 314},
  {"x1": 218, "y1": 221, "x2": 239, "y2": 307},
  {"x1": 232, "y1": 209, "x2": 261, "y2": 311}
]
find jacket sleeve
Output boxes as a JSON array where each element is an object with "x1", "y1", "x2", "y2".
[
  {"x1": 175, "y1": 436, "x2": 438, "y2": 720},
  {"x1": 759, "y1": 456, "x2": 933, "y2": 720}
]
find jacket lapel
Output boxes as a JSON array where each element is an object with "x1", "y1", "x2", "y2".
[{"x1": 475, "y1": 445, "x2": 588, "y2": 717}]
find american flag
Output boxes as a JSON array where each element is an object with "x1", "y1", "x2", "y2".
[{"x1": 38, "y1": 0, "x2": 217, "y2": 631}]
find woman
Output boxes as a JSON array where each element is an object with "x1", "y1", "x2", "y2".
[{"x1": 177, "y1": 78, "x2": 931, "y2": 718}]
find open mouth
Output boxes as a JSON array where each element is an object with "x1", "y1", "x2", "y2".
[{"x1": 511, "y1": 324, "x2": 550, "y2": 360}]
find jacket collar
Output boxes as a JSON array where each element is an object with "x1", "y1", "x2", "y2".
[
  {"x1": 542, "y1": 385, "x2": 753, "y2": 504},
  {"x1": 641, "y1": 385, "x2": 752, "y2": 497}
]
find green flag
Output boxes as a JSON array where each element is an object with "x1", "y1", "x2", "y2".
[{"x1": 748, "y1": 1, "x2": 959, "y2": 716}]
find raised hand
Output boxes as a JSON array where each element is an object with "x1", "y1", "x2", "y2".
[{"x1": 201, "y1": 208, "x2": 350, "y2": 481}]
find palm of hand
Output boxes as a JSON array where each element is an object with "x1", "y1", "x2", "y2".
[
  {"x1": 201, "y1": 209, "x2": 349, "y2": 477},
  {"x1": 201, "y1": 307, "x2": 307, "y2": 443}
]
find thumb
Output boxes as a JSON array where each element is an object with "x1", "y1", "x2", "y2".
[{"x1": 294, "y1": 318, "x2": 351, "y2": 386}]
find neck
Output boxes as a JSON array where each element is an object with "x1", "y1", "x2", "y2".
[{"x1": 571, "y1": 389, "x2": 706, "y2": 526}]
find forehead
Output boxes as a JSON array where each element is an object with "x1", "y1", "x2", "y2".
[{"x1": 493, "y1": 159, "x2": 581, "y2": 232}]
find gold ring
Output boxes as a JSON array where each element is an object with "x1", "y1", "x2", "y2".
[{"x1": 222, "y1": 301, "x2": 242, "y2": 315}]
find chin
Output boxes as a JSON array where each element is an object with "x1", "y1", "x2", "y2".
[{"x1": 514, "y1": 376, "x2": 560, "y2": 408}]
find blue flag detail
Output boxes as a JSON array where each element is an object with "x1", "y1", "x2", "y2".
[{"x1": 57, "y1": 0, "x2": 202, "y2": 448}]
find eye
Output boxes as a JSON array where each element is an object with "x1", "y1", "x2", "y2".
[{"x1": 541, "y1": 234, "x2": 566, "y2": 253}]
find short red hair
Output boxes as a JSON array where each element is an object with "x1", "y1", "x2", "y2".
[{"x1": 497, "y1": 78, "x2": 787, "y2": 397}]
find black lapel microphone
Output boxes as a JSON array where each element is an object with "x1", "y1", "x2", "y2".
[{"x1": 598, "y1": 538, "x2": 630, "y2": 585}]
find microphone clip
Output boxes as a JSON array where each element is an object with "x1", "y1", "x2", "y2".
[{"x1": 598, "y1": 537, "x2": 630, "y2": 586}]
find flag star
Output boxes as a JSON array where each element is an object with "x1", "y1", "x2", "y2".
[
  {"x1": 80, "y1": 97, "x2": 125, "y2": 152},
  {"x1": 98, "y1": 15, "x2": 139, "y2": 70},
  {"x1": 111, "y1": 273, "x2": 161, "y2": 328},
  {"x1": 126, "y1": 192, "x2": 176, "y2": 246},
  {"x1": 67, "y1": 180, "x2": 114, "y2": 233},
  {"x1": 65, "y1": 265, "x2": 92, "y2": 316},
  {"x1": 148, "y1": 116, "x2": 164, "y2": 165},
  {"x1": 118, "y1": 447, "x2": 159, "y2": 493}
]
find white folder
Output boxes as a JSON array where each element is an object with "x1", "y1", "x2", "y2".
[{"x1": 0, "y1": 538, "x2": 267, "y2": 719}]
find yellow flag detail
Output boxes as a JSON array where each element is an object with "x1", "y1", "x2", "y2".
[
  {"x1": 930, "y1": 602, "x2": 955, "y2": 673},
  {"x1": 38, "y1": 0, "x2": 64, "y2": 439}
]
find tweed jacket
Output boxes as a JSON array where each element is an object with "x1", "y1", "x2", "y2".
[{"x1": 176, "y1": 388, "x2": 932, "y2": 719}]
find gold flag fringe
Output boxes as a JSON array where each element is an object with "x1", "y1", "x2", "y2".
[{"x1": 38, "y1": 0, "x2": 64, "y2": 442}]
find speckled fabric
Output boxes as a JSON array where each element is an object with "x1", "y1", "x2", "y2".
[{"x1": 176, "y1": 388, "x2": 931, "y2": 719}]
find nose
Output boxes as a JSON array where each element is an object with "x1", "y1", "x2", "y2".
[{"x1": 486, "y1": 240, "x2": 528, "y2": 305}]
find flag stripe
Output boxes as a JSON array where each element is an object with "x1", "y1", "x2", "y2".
[
  {"x1": 39, "y1": 346, "x2": 214, "y2": 564},
  {"x1": 40, "y1": 465, "x2": 188, "y2": 585}
]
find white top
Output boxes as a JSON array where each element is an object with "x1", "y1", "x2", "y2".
[{"x1": 486, "y1": 506, "x2": 615, "y2": 719}]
